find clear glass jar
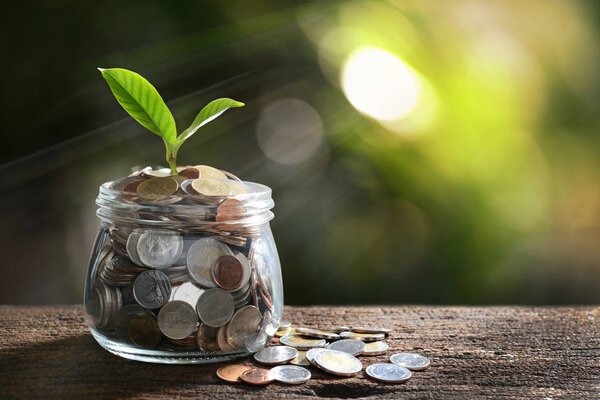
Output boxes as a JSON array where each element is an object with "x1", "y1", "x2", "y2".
[{"x1": 84, "y1": 179, "x2": 283, "y2": 364}]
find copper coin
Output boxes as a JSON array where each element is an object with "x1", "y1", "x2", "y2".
[
  {"x1": 123, "y1": 179, "x2": 144, "y2": 193},
  {"x1": 216, "y1": 364, "x2": 252, "y2": 383},
  {"x1": 216, "y1": 198, "x2": 246, "y2": 222},
  {"x1": 211, "y1": 255, "x2": 244, "y2": 290},
  {"x1": 178, "y1": 167, "x2": 200, "y2": 179},
  {"x1": 239, "y1": 367, "x2": 274, "y2": 385}
]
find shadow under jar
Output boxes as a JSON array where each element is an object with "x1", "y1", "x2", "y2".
[{"x1": 84, "y1": 180, "x2": 283, "y2": 364}]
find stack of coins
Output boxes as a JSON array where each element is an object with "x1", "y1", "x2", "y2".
[
  {"x1": 216, "y1": 321, "x2": 431, "y2": 386},
  {"x1": 85, "y1": 165, "x2": 278, "y2": 354}
]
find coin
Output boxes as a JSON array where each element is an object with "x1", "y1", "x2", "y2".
[
  {"x1": 339, "y1": 331, "x2": 385, "y2": 342},
  {"x1": 275, "y1": 327, "x2": 295, "y2": 337},
  {"x1": 157, "y1": 300, "x2": 199, "y2": 340},
  {"x1": 196, "y1": 288, "x2": 235, "y2": 327},
  {"x1": 239, "y1": 367, "x2": 274, "y2": 385},
  {"x1": 211, "y1": 255, "x2": 244, "y2": 290},
  {"x1": 327, "y1": 339, "x2": 366, "y2": 356},
  {"x1": 193, "y1": 165, "x2": 228, "y2": 180},
  {"x1": 137, "y1": 176, "x2": 178, "y2": 195},
  {"x1": 390, "y1": 353, "x2": 430, "y2": 370},
  {"x1": 320, "y1": 326, "x2": 351, "y2": 333},
  {"x1": 305, "y1": 348, "x2": 325, "y2": 366},
  {"x1": 128, "y1": 315, "x2": 162, "y2": 348},
  {"x1": 126, "y1": 231, "x2": 143, "y2": 266},
  {"x1": 217, "y1": 324, "x2": 234, "y2": 351},
  {"x1": 295, "y1": 327, "x2": 340, "y2": 340},
  {"x1": 224, "y1": 181, "x2": 249, "y2": 195},
  {"x1": 196, "y1": 323, "x2": 220, "y2": 352},
  {"x1": 123, "y1": 179, "x2": 144, "y2": 193},
  {"x1": 254, "y1": 345, "x2": 298, "y2": 365},
  {"x1": 233, "y1": 253, "x2": 251, "y2": 290},
  {"x1": 227, "y1": 305, "x2": 262, "y2": 349},
  {"x1": 278, "y1": 321, "x2": 291, "y2": 329},
  {"x1": 169, "y1": 281, "x2": 205, "y2": 308},
  {"x1": 178, "y1": 167, "x2": 200, "y2": 179},
  {"x1": 352, "y1": 327, "x2": 392, "y2": 335},
  {"x1": 114, "y1": 304, "x2": 155, "y2": 341},
  {"x1": 366, "y1": 363, "x2": 411, "y2": 383},
  {"x1": 216, "y1": 364, "x2": 252, "y2": 383},
  {"x1": 270, "y1": 365, "x2": 311, "y2": 384},
  {"x1": 290, "y1": 351, "x2": 310, "y2": 366},
  {"x1": 186, "y1": 238, "x2": 233, "y2": 287},
  {"x1": 143, "y1": 168, "x2": 173, "y2": 178},
  {"x1": 279, "y1": 335, "x2": 327, "y2": 350},
  {"x1": 363, "y1": 340, "x2": 389, "y2": 356},
  {"x1": 136, "y1": 230, "x2": 183, "y2": 269},
  {"x1": 191, "y1": 178, "x2": 232, "y2": 196},
  {"x1": 314, "y1": 349, "x2": 362, "y2": 376},
  {"x1": 133, "y1": 270, "x2": 172, "y2": 309}
]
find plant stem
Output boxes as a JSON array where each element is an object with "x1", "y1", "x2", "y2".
[{"x1": 165, "y1": 141, "x2": 178, "y2": 175}]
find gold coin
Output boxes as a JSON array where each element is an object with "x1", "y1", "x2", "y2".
[
  {"x1": 191, "y1": 178, "x2": 232, "y2": 196},
  {"x1": 137, "y1": 177, "x2": 178, "y2": 195},
  {"x1": 193, "y1": 165, "x2": 228, "y2": 180},
  {"x1": 275, "y1": 327, "x2": 296, "y2": 337},
  {"x1": 339, "y1": 331, "x2": 385, "y2": 342},
  {"x1": 280, "y1": 334, "x2": 326, "y2": 349},
  {"x1": 290, "y1": 351, "x2": 310, "y2": 366},
  {"x1": 363, "y1": 341, "x2": 389, "y2": 355},
  {"x1": 216, "y1": 364, "x2": 252, "y2": 383}
]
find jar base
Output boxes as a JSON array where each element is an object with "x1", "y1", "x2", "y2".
[{"x1": 91, "y1": 329, "x2": 255, "y2": 364}]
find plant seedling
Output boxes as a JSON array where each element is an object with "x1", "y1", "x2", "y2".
[{"x1": 98, "y1": 67, "x2": 244, "y2": 175}]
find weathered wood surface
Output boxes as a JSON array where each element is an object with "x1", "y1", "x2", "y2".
[{"x1": 0, "y1": 306, "x2": 598, "y2": 399}]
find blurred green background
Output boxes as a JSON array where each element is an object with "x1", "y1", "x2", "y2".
[{"x1": 1, "y1": 0, "x2": 599, "y2": 305}]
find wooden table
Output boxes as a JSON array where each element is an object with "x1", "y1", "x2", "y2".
[{"x1": 1, "y1": 306, "x2": 598, "y2": 399}]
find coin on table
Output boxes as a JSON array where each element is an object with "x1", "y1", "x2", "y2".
[
  {"x1": 157, "y1": 300, "x2": 199, "y2": 340},
  {"x1": 239, "y1": 367, "x2": 274, "y2": 386},
  {"x1": 278, "y1": 321, "x2": 292, "y2": 329},
  {"x1": 305, "y1": 348, "x2": 325, "y2": 366},
  {"x1": 126, "y1": 231, "x2": 143, "y2": 266},
  {"x1": 314, "y1": 349, "x2": 363, "y2": 376},
  {"x1": 366, "y1": 363, "x2": 411, "y2": 383},
  {"x1": 193, "y1": 165, "x2": 228, "y2": 180},
  {"x1": 295, "y1": 327, "x2": 340, "y2": 341},
  {"x1": 275, "y1": 327, "x2": 296, "y2": 337},
  {"x1": 340, "y1": 331, "x2": 385, "y2": 342},
  {"x1": 254, "y1": 345, "x2": 298, "y2": 365},
  {"x1": 390, "y1": 353, "x2": 430, "y2": 370},
  {"x1": 227, "y1": 305, "x2": 262, "y2": 349},
  {"x1": 136, "y1": 230, "x2": 183, "y2": 269},
  {"x1": 352, "y1": 327, "x2": 392, "y2": 335},
  {"x1": 191, "y1": 178, "x2": 232, "y2": 196},
  {"x1": 133, "y1": 270, "x2": 172, "y2": 309},
  {"x1": 216, "y1": 364, "x2": 252, "y2": 383},
  {"x1": 128, "y1": 314, "x2": 162, "y2": 348},
  {"x1": 137, "y1": 176, "x2": 179, "y2": 195},
  {"x1": 363, "y1": 341, "x2": 389, "y2": 356},
  {"x1": 211, "y1": 255, "x2": 244, "y2": 290},
  {"x1": 187, "y1": 238, "x2": 233, "y2": 287},
  {"x1": 321, "y1": 326, "x2": 351, "y2": 333},
  {"x1": 270, "y1": 365, "x2": 311, "y2": 385},
  {"x1": 178, "y1": 167, "x2": 200, "y2": 179},
  {"x1": 196, "y1": 323, "x2": 220, "y2": 352},
  {"x1": 170, "y1": 281, "x2": 205, "y2": 308},
  {"x1": 290, "y1": 351, "x2": 310, "y2": 366},
  {"x1": 327, "y1": 339, "x2": 366, "y2": 356},
  {"x1": 279, "y1": 335, "x2": 327, "y2": 350},
  {"x1": 196, "y1": 288, "x2": 235, "y2": 327}
]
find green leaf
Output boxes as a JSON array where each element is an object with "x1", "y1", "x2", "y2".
[
  {"x1": 176, "y1": 98, "x2": 244, "y2": 145},
  {"x1": 98, "y1": 67, "x2": 177, "y2": 142}
]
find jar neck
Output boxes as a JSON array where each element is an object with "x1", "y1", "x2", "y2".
[{"x1": 96, "y1": 180, "x2": 275, "y2": 230}]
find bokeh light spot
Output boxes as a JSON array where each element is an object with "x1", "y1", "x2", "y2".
[{"x1": 341, "y1": 47, "x2": 421, "y2": 121}]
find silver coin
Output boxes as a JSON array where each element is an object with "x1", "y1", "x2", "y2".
[
  {"x1": 186, "y1": 238, "x2": 233, "y2": 287},
  {"x1": 327, "y1": 339, "x2": 366, "y2": 356},
  {"x1": 254, "y1": 345, "x2": 298, "y2": 365},
  {"x1": 170, "y1": 281, "x2": 205, "y2": 308},
  {"x1": 244, "y1": 330, "x2": 269, "y2": 353},
  {"x1": 390, "y1": 353, "x2": 430, "y2": 370},
  {"x1": 339, "y1": 331, "x2": 385, "y2": 342},
  {"x1": 136, "y1": 230, "x2": 183, "y2": 269},
  {"x1": 114, "y1": 304, "x2": 155, "y2": 341},
  {"x1": 133, "y1": 270, "x2": 172, "y2": 309},
  {"x1": 278, "y1": 321, "x2": 292, "y2": 329},
  {"x1": 296, "y1": 327, "x2": 340, "y2": 341},
  {"x1": 314, "y1": 349, "x2": 362, "y2": 376},
  {"x1": 305, "y1": 348, "x2": 325, "y2": 366},
  {"x1": 226, "y1": 305, "x2": 262, "y2": 349},
  {"x1": 366, "y1": 363, "x2": 411, "y2": 383},
  {"x1": 126, "y1": 231, "x2": 143, "y2": 266},
  {"x1": 233, "y1": 252, "x2": 251, "y2": 290},
  {"x1": 362, "y1": 340, "x2": 389, "y2": 356},
  {"x1": 270, "y1": 365, "x2": 311, "y2": 384},
  {"x1": 157, "y1": 300, "x2": 199, "y2": 340},
  {"x1": 279, "y1": 335, "x2": 327, "y2": 350},
  {"x1": 196, "y1": 288, "x2": 235, "y2": 327},
  {"x1": 352, "y1": 327, "x2": 392, "y2": 335}
]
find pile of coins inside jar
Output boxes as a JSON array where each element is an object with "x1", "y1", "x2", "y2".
[
  {"x1": 85, "y1": 165, "x2": 277, "y2": 353},
  {"x1": 216, "y1": 322, "x2": 430, "y2": 385}
]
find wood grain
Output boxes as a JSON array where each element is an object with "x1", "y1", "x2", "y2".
[{"x1": 1, "y1": 305, "x2": 598, "y2": 399}]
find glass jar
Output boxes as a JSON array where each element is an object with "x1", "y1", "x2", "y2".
[{"x1": 84, "y1": 178, "x2": 283, "y2": 364}]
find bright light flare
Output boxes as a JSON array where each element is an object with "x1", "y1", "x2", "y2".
[{"x1": 341, "y1": 47, "x2": 421, "y2": 121}]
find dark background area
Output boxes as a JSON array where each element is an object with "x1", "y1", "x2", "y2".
[{"x1": 1, "y1": 0, "x2": 600, "y2": 305}]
